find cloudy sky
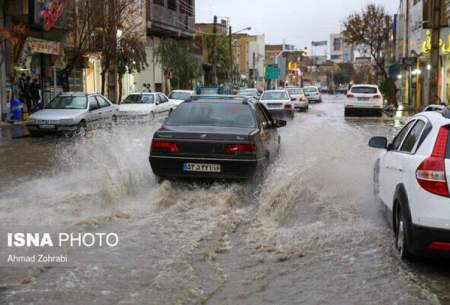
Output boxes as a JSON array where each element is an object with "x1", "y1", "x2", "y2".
[{"x1": 195, "y1": 0, "x2": 399, "y2": 55}]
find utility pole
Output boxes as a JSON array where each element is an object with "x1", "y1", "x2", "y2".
[
  {"x1": 252, "y1": 51, "x2": 256, "y2": 87},
  {"x1": 428, "y1": 0, "x2": 442, "y2": 106},
  {"x1": 211, "y1": 15, "x2": 218, "y2": 86},
  {"x1": 108, "y1": 0, "x2": 118, "y2": 103},
  {"x1": 229, "y1": 26, "x2": 233, "y2": 85}
]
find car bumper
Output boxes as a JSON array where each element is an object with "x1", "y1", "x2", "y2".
[
  {"x1": 345, "y1": 106, "x2": 383, "y2": 116},
  {"x1": 27, "y1": 124, "x2": 78, "y2": 133},
  {"x1": 267, "y1": 109, "x2": 294, "y2": 119},
  {"x1": 149, "y1": 155, "x2": 258, "y2": 180},
  {"x1": 294, "y1": 102, "x2": 308, "y2": 109},
  {"x1": 306, "y1": 96, "x2": 321, "y2": 101},
  {"x1": 409, "y1": 224, "x2": 450, "y2": 258}
]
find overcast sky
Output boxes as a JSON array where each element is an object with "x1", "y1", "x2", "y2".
[{"x1": 195, "y1": 0, "x2": 399, "y2": 55}]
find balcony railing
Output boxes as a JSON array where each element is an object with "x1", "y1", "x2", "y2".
[{"x1": 147, "y1": 2, "x2": 195, "y2": 37}]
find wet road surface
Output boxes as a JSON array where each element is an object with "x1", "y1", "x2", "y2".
[{"x1": 0, "y1": 95, "x2": 449, "y2": 305}]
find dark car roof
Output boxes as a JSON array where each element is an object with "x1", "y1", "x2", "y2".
[{"x1": 191, "y1": 95, "x2": 248, "y2": 102}]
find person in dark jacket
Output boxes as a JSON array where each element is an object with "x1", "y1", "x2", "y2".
[{"x1": 30, "y1": 78, "x2": 41, "y2": 112}]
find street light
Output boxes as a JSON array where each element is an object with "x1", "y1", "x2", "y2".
[{"x1": 233, "y1": 27, "x2": 252, "y2": 35}]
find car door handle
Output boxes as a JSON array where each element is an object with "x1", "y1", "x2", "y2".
[{"x1": 387, "y1": 166, "x2": 403, "y2": 172}]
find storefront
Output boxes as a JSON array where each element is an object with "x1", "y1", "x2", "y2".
[{"x1": 15, "y1": 36, "x2": 64, "y2": 105}]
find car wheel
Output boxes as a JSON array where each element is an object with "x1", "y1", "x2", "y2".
[
  {"x1": 76, "y1": 121, "x2": 87, "y2": 137},
  {"x1": 394, "y1": 203, "x2": 413, "y2": 261},
  {"x1": 28, "y1": 130, "x2": 41, "y2": 137}
]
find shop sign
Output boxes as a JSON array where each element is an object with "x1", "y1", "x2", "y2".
[
  {"x1": 17, "y1": 37, "x2": 63, "y2": 67},
  {"x1": 34, "y1": 0, "x2": 70, "y2": 31},
  {"x1": 422, "y1": 30, "x2": 450, "y2": 54}
]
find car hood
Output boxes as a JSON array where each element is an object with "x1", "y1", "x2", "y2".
[
  {"x1": 155, "y1": 125, "x2": 256, "y2": 141},
  {"x1": 118, "y1": 104, "x2": 154, "y2": 113},
  {"x1": 260, "y1": 99, "x2": 290, "y2": 103},
  {"x1": 169, "y1": 99, "x2": 185, "y2": 105},
  {"x1": 29, "y1": 109, "x2": 86, "y2": 120}
]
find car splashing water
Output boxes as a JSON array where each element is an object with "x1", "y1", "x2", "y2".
[{"x1": 0, "y1": 96, "x2": 448, "y2": 305}]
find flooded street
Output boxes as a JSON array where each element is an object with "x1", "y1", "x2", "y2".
[{"x1": 1, "y1": 94, "x2": 449, "y2": 305}]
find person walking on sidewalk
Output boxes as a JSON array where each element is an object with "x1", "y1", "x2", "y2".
[{"x1": 30, "y1": 78, "x2": 41, "y2": 112}]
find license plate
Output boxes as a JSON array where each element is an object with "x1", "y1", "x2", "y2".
[
  {"x1": 358, "y1": 97, "x2": 370, "y2": 101},
  {"x1": 183, "y1": 163, "x2": 221, "y2": 173},
  {"x1": 39, "y1": 124, "x2": 55, "y2": 129}
]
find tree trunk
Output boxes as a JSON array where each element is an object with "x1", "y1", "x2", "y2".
[
  {"x1": 118, "y1": 73, "x2": 123, "y2": 104},
  {"x1": 101, "y1": 70, "x2": 107, "y2": 95}
]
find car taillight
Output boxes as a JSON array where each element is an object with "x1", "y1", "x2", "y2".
[
  {"x1": 299, "y1": 96, "x2": 305, "y2": 101},
  {"x1": 373, "y1": 94, "x2": 382, "y2": 99},
  {"x1": 416, "y1": 127, "x2": 449, "y2": 197},
  {"x1": 226, "y1": 144, "x2": 256, "y2": 155},
  {"x1": 428, "y1": 241, "x2": 450, "y2": 252},
  {"x1": 151, "y1": 140, "x2": 179, "y2": 153},
  {"x1": 347, "y1": 93, "x2": 354, "y2": 98}
]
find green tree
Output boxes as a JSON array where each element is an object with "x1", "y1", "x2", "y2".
[
  {"x1": 203, "y1": 34, "x2": 231, "y2": 84},
  {"x1": 155, "y1": 38, "x2": 201, "y2": 90}
]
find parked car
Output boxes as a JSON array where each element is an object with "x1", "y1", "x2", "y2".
[
  {"x1": 369, "y1": 109, "x2": 450, "y2": 259},
  {"x1": 149, "y1": 97, "x2": 286, "y2": 180},
  {"x1": 168, "y1": 90, "x2": 195, "y2": 107},
  {"x1": 27, "y1": 93, "x2": 118, "y2": 136},
  {"x1": 259, "y1": 90, "x2": 295, "y2": 120},
  {"x1": 303, "y1": 86, "x2": 322, "y2": 103},
  {"x1": 117, "y1": 92, "x2": 173, "y2": 119},
  {"x1": 319, "y1": 86, "x2": 330, "y2": 94},
  {"x1": 286, "y1": 87, "x2": 309, "y2": 112},
  {"x1": 345, "y1": 84, "x2": 383, "y2": 117},
  {"x1": 423, "y1": 104, "x2": 447, "y2": 112},
  {"x1": 237, "y1": 88, "x2": 261, "y2": 101}
]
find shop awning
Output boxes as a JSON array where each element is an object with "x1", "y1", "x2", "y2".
[{"x1": 17, "y1": 37, "x2": 63, "y2": 67}]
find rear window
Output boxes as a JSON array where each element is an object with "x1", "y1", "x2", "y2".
[
  {"x1": 304, "y1": 87, "x2": 318, "y2": 93},
  {"x1": 351, "y1": 87, "x2": 378, "y2": 94},
  {"x1": 261, "y1": 91, "x2": 289, "y2": 100},
  {"x1": 166, "y1": 102, "x2": 256, "y2": 128},
  {"x1": 287, "y1": 88, "x2": 303, "y2": 95}
]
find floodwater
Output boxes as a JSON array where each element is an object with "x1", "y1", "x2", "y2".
[{"x1": 0, "y1": 95, "x2": 449, "y2": 305}]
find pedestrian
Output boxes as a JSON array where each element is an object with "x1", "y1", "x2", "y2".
[
  {"x1": 18, "y1": 73, "x2": 27, "y2": 103},
  {"x1": 30, "y1": 78, "x2": 41, "y2": 112},
  {"x1": 24, "y1": 76, "x2": 32, "y2": 114}
]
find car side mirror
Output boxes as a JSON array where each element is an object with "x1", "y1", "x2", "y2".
[
  {"x1": 274, "y1": 119, "x2": 287, "y2": 128},
  {"x1": 369, "y1": 136, "x2": 388, "y2": 149}
]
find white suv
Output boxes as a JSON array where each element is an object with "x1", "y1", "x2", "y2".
[
  {"x1": 369, "y1": 109, "x2": 450, "y2": 259},
  {"x1": 346, "y1": 84, "x2": 383, "y2": 117}
]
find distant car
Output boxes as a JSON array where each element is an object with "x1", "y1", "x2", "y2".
[
  {"x1": 369, "y1": 109, "x2": 450, "y2": 260},
  {"x1": 345, "y1": 84, "x2": 383, "y2": 117},
  {"x1": 237, "y1": 88, "x2": 261, "y2": 101},
  {"x1": 197, "y1": 87, "x2": 220, "y2": 95},
  {"x1": 424, "y1": 104, "x2": 447, "y2": 112},
  {"x1": 303, "y1": 86, "x2": 322, "y2": 103},
  {"x1": 319, "y1": 86, "x2": 330, "y2": 94},
  {"x1": 260, "y1": 90, "x2": 295, "y2": 120},
  {"x1": 286, "y1": 87, "x2": 309, "y2": 112},
  {"x1": 117, "y1": 92, "x2": 173, "y2": 119},
  {"x1": 27, "y1": 93, "x2": 118, "y2": 136},
  {"x1": 149, "y1": 98, "x2": 286, "y2": 180},
  {"x1": 168, "y1": 90, "x2": 195, "y2": 107}
]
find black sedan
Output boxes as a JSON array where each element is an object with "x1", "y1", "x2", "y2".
[{"x1": 149, "y1": 98, "x2": 286, "y2": 180}]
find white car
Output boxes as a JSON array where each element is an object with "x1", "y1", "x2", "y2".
[
  {"x1": 303, "y1": 86, "x2": 322, "y2": 103},
  {"x1": 260, "y1": 90, "x2": 295, "y2": 120},
  {"x1": 117, "y1": 92, "x2": 173, "y2": 119},
  {"x1": 369, "y1": 109, "x2": 450, "y2": 259},
  {"x1": 345, "y1": 84, "x2": 383, "y2": 117},
  {"x1": 286, "y1": 87, "x2": 309, "y2": 112},
  {"x1": 168, "y1": 90, "x2": 195, "y2": 107}
]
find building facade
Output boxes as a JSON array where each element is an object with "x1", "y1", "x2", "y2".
[{"x1": 233, "y1": 34, "x2": 265, "y2": 88}]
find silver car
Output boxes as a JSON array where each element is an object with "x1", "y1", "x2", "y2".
[
  {"x1": 286, "y1": 87, "x2": 309, "y2": 112},
  {"x1": 27, "y1": 93, "x2": 118, "y2": 136}
]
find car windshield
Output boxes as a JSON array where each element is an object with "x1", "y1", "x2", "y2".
[
  {"x1": 123, "y1": 94, "x2": 154, "y2": 104},
  {"x1": 169, "y1": 92, "x2": 191, "y2": 100},
  {"x1": 261, "y1": 91, "x2": 289, "y2": 100},
  {"x1": 45, "y1": 96, "x2": 87, "y2": 109},
  {"x1": 287, "y1": 88, "x2": 303, "y2": 95},
  {"x1": 351, "y1": 87, "x2": 377, "y2": 94},
  {"x1": 238, "y1": 90, "x2": 257, "y2": 97},
  {"x1": 304, "y1": 87, "x2": 318, "y2": 93},
  {"x1": 166, "y1": 102, "x2": 256, "y2": 128}
]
